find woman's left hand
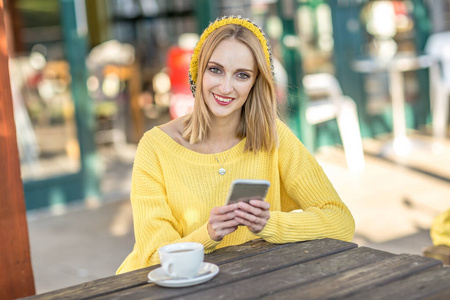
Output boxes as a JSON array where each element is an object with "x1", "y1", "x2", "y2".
[{"x1": 233, "y1": 200, "x2": 271, "y2": 234}]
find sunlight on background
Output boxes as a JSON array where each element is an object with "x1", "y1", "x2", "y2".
[
  {"x1": 109, "y1": 201, "x2": 133, "y2": 237},
  {"x1": 365, "y1": 1, "x2": 398, "y2": 59}
]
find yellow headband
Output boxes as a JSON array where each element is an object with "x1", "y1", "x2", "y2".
[{"x1": 189, "y1": 15, "x2": 274, "y2": 96}]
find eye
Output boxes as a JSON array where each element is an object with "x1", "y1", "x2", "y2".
[
  {"x1": 209, "y1": 67, "x2": 221, "y2": 74},
  {"x1": 237, "y1": 72, "x2": 250, "y2": 79}
]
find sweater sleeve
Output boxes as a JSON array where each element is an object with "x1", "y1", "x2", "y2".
[
  {"x1": 116, "y1": 132, "x2": 220, "y2": 274},
  {"x1": 255, "y1": 123, "x2": 355, "y2": 243}
]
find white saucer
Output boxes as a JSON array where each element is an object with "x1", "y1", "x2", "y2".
[{"x1": 148, "y1": 262, "x2": 219, "y2": 288}]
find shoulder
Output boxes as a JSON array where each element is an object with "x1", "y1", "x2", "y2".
[
  {"x1": 276, "y1": 119, "x2": 289, "y2": 132},
  {"x1": 158, "y1": 116, "x2": 189, "y2": 147},
  {"x1": 275, "y1": 119, "x2": 298, "y2": 142},
  {"x1": 159, "y1": 117, "x2": 183, "y2": 139},
  {"x1": 275, "y1": 119, "x2": 312, "y2": 158}
]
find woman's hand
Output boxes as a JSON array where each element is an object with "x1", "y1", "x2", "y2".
[
  {"x1": 207, "y1": 204, "x2": 240, "y2": 241},
  {"x1": 234, "y1": 200, "x2": 271, "y2": 234}
]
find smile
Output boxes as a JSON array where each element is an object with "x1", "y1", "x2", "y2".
[{"x1": 213, "y1": 93, "x2": 234, "y2": 104}]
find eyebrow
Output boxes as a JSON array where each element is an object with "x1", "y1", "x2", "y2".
[{"x1": 208, "y1": 61, "x2": 255, "y2": 73}]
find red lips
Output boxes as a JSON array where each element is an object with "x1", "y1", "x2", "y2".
[{"x1": 213, "y1": 93, "x2": 234, "y2": 105}]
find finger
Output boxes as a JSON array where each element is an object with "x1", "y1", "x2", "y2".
[
  {"x1": 234, "y1": 217, "x2": 263, "y2": 233},
  {"x1": 208, "y1": 222, "x2": 238, "y2": 241},
  {"x1": 221, "y1": 203, "x2": 239, "y2": 213},
  {"x1": 220, "y1": 226, "x2": 238, "y2": 237},
  {"x1": 234, "y1": 209, "x2": 259, "y2": 223},
  {"x1": 214, "y1": 203, "x2": 239, "y2": 215},
  {"x1": 220, "y1": 219, "x2": 240, "y2": 229},
  {"x1": 207, "y1": 222, "x2": 221, "y2": 241},
  {"x1": 249, "y1": 200, "x2": 271, "y2": 210},
  {"x1": 210, "y1": 207, "x2": 237, "y2": 221},
  {"x1": 235, "y1": 208, "x2": 270, "y2": 227},
  {"x1": 213, "y1": 211, "x2": 237, "y2": 222},
  {"x1": 212, "y1": 221, "x2": 239, "y2": 239},
  {"x1": 210, "y1": 219, "x2": 240, "y2": 231},
  {"x1": 237, "y1": 202, "x2": 263, "y2": 217}
]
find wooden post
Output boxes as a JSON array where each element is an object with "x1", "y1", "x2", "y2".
[
  {"x1": 0, "y1": 0, "x2": 35, "y2": 298},
  {"x1": 411, "y1": 0, "x2": 432, "y2": 127},
  {"x1": 60, "y1": 0, "x2": 100, "y2": 200},
  {"x1": 4, "y1": 0, "x2": 22, "y2": 54},
  {"x1": 277, "y1": 0, "x2": 314, "y2": 150},
  {"x1": 329, "y1": 1, "x2": 367, "y2": 136},
  {"x1": 194, "y1": 0, "x2": 218, "y2": 33}
]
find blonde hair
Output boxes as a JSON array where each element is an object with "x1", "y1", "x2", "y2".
[{"x1": 183, "y1": 18, "x2": 278, "y2": 153}]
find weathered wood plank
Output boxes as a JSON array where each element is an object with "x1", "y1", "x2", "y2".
[
  {"x1": 204, "y1": 238, "x2": 294, "y2": 265},
  {"x1": 22, "y1": 239, "x2": 305, "y2": 300},
  {"x1": 261, "y1": 254, "x2": 442, "y2": 299},
  {"x1": 93, "y1": 239, "x2": 357, "y2": 300},
  {"x1": 20, "y1": 266, "x2": 157, "y2": 300},
  {"x1": 346, "y1": 266, "x2": 450, "y2": 300},
  {"x1": 178, "y1": 247, "x2": 395, "y2": 300}
]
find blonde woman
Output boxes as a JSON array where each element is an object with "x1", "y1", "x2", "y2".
[{"x1": 117, "y1": 16, "x2": 355, "y2": 274}]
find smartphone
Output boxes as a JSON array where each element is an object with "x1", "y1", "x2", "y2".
[{"x1": 225, "y1": 179, "x2": 270, "y2": 205}]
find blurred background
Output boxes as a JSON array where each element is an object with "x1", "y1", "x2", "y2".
[{"x1": 2, "y1": 0, "x2": 450, "y2": 294}]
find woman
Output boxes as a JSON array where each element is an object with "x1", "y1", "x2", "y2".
[{"x1": 117, "y1": 16, "x2": 355, "y2": 274}]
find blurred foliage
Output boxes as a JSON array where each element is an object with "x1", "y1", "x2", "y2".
[
  {"x1": 17, "y1": 0, "x2": 61, "y2": 27},
  {"x1": 95, "y1": 102, "x2": 118, "y2": 118}
]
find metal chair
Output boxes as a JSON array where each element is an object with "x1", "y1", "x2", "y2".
[
  {"x1": 303, "y1": 73, "x2": 365, "y2": 173},
  {"x1": 425, "y1": 31, "x2": 450, "y2": 140}
]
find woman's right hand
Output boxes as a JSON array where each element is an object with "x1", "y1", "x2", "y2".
[{"x1": 207, "y1": 203, "x2": 240, "y2": 241}]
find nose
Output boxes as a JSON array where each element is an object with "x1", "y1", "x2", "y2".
[{"x1": 218, "y1": 76, "x2": 233, "y2": 94}]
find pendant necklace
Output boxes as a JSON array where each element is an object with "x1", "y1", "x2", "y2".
[{"x1": 214, "y1": 150, "x2": 232, "y2": 175}]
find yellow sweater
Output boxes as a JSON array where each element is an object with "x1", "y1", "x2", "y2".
[{"x1": 117, "y1": 121, "x2": 355, "y2": 274}]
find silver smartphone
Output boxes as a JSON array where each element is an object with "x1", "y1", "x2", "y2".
[{"x1": 225, "y1": 179, "x2": 271, "y2": 205}]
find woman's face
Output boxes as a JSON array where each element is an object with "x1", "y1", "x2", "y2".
[{"x1": 201, "y1": 38, "x2": 257, "y2": 122}]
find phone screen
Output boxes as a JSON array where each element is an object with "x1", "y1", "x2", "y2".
[{"x1": 225, "y1": 179, "x2": 270, "y2": 205}]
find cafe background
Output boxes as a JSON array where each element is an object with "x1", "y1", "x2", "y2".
[
  {"x1": 6, "y1": 0, "x2": 444, "y2": 210},
  {"x1": 2, "y1": 0, "x2": 450, "y2": 297}
]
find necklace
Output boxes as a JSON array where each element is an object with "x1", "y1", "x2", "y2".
[
  {"x1": 214, "y1": 152, "x2": 231, "y2": 175},
  {"x1": 214, "y1": 150, "x2": 233, "y2": 175},
  {"x1": 211, "y1": 138, "x2": 240, "y2": 175}
]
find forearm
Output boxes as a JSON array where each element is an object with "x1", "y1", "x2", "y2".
[{"x1": 255, "y1": 204, "x2": 355, "y2": 243}]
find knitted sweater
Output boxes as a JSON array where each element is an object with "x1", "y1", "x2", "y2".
[{"x1": 116, "y1": 121, "x2": 355, "y2": 274}]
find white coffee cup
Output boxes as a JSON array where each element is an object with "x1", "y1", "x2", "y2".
[{"x1": 158, "y1": 242, "x2": 204, "y2": 279}]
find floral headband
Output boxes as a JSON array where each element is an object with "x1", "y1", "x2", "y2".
[{"x1": 188, "y1": 15, "x2": 274, "y2": 97}]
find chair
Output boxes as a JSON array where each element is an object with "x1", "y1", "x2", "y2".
[
  {"x1": 424, "y1": 31, "x2": 450, "y2": 140},
  {"x1": 302, "y1": 73, "x2": 365, "y2": 173}
]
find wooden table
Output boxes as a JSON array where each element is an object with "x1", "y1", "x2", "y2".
[{"x1": 23, "y1": 238, "x2": 450, "y2": 300}]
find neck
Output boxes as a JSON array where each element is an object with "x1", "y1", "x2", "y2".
[
  {"x1": 206, "y1": 116, "x2": 240, "y2": 150},
  {"x1": 210, "y1": 111, "x2": 240, "y2": 135}
]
